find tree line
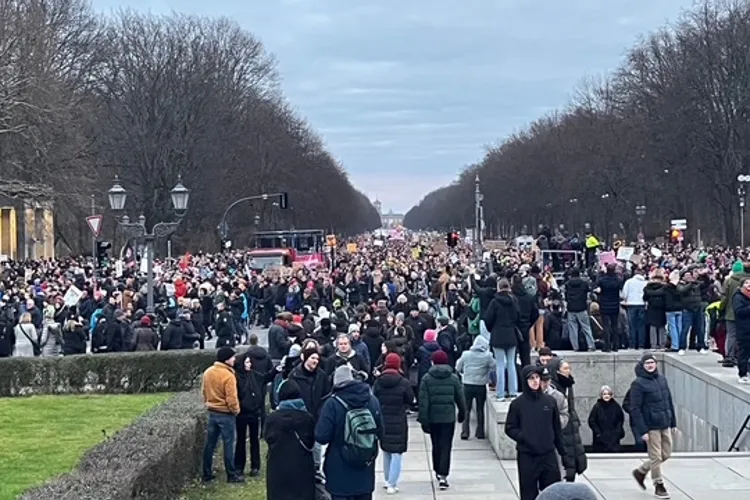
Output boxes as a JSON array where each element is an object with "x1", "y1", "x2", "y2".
[
  {"x1": 404, "y1": 0, "x2": 750, "y2": 246},
  {"x1": 0, "y1": 0, "x2": 380, "y2": 256}
]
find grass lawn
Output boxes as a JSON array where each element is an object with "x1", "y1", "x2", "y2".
[
  {"x1": 0, "y1": 393, "x2": 171, "y2": 500},
  {"x1": 179, "y1": 442, "x2": 268, "y2": 500}
]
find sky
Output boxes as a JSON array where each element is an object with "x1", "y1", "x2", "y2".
[{"x1": 92, "y1": 0, "x2": 696, "y2": 214}]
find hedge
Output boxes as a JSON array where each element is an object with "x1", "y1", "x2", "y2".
[
  {"x1": 19, "y1": 391, "x2": 207, "y2": 500},
  {"x1": 0, "y1": 349, "x2": 234, "y2": 396}
]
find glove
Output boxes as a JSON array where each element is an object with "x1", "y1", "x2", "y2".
[
  {"x1": 421, "y1": 423, "x2": 431, "y2": 434},
  {"x1": 565, "y1": 472, "x2": 576, "y2": 482}
]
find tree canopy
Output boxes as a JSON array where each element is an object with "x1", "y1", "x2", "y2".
[
  {"x1": 0, "y1": 1, "x2": 380, "y2": 254},
  {"x1": 403, "y1": 0, "x2": 750, "y2": 245}
]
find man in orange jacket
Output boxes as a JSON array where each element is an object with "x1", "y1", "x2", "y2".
[{"x1": 202, "y1": 346, "x2": 244, "y2": 483}]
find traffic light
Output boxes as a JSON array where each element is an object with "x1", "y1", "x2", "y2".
[
  {"x1": 670, "y1": 229, "x2": 684, "y2": 244},
  {"x1": 96, "y1": 241, "x2": 111, "y2": 268},
  {"x1": 279, "y1": 192, "x2": 288, "y2": 209}
]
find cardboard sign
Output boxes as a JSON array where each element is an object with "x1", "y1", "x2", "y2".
[
  {"x1": 616, "y1": 246, "x2": 635, "y2": 261},
  {"x1": 63, "y1": 286, "x2": 83, "y2": 307},
  {"x1": 346, "y1": 243, "x2": 358, "y2": 253}
]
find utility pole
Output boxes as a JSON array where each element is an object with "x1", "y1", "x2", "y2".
[
  {"x1": 474, "y1": 173, "x2": 483, "y2": 258},
  {"x1": 91, "y1": 195, "x2": 97, "y2": 289}
]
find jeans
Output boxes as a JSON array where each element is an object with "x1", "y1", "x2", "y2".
[
  {"x1": 462, "y1": 384, "x2": 487, "y2": 438},
  {"x1": 567, "y1": 311, "x2": 595, "y2": 350},
  {"x1": 667, "y1": 312, "x2": 683, "y2": 350},
  {"x1": 429, "y1": 422, "x2": 455, "y2": 477},
  {"x1": 627, "y1": 306, "x2": 646, "y2": 349},
  {"x1": 203, "y1": 411, "x2": 238, "y2": 479},
  {"x1": 235, "y1": 415, "x2": 260, "y2": 473},
  {"x1": 636, "y1": 429, "x2": 672, "y2": 485},
  {"x1": 681, "y1": 309, "x2": 706, "y2": 351},
  {"x1": 383, "y1": 452, "x2": 403, "y2": 487},
  {"x1": 493, "y1": 346, "x2": 518, "y2": 398}
]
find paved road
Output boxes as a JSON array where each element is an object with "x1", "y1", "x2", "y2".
[{"x1": 12, "y1": 325, "x2": 270, "y2": 357}]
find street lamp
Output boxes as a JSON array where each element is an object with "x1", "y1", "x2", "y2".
[
  {"x1": 107, "y1": 175, "x2": 190, "y2": 313},
  {"x1": 635, "y1": 204, "x2": 647, "y2": 240},
  {"x1": 738, "y1": 174, "x2": 750, "y2": 247}
]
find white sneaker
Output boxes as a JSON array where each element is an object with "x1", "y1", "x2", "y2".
[
  {"x1": 387, "y1": 486, "x2": 398, "y2": 495},
  {"x1": 678, "y1": 350, "x2": 685, "y2": 356},
  {"x1": 699, "y1": 349, "x2": 708, "y2": 354},
  {"x1": 739, "y1": 377, "x2": 750, "y2": 385}
]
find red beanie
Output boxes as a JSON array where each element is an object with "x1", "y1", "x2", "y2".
[
  {"x1": 384, "y1": 353, "x2": 402, "y2": 371},
  {"x1": 431, "y1": 350, "x2": 449, "y2": 365},
  {"x1": 140, "y1": 316, "x2": 152, "y2": 327},
  {"x1": 424, "y1": 329, "x2": 438, "y2": 343}
]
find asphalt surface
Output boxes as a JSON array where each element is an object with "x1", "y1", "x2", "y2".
[{"x1": 12, "y1": 325, "x2": 270, "y2": 357}]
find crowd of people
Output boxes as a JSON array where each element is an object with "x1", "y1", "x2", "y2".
[{"x1": 2, "y1": 229, "x2": 744, "y2": 499}]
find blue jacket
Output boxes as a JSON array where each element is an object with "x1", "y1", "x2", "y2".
[
  {"x1": 628, "y1": 361, "x2": 676, "y2": 438},
  {"x1": 315, "y1": 380, "x2": 383, "y2": 496}
]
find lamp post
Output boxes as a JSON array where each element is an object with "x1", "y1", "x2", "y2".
[
  {"x1": 108, "y1": 175, "x2": 190, "y2": 313},
  {"x1": 738, "y1": 175, "x2": 750, "y2": 248},
  {"x1": 635, "y1": 204, "x2": 647, "y2": 240}
]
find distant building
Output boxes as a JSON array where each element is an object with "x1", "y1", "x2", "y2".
[{"x1": 373, "y1": 198, "x2": 404, "y2": 229}]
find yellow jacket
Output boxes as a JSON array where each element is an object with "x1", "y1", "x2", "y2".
[{"x1": 201, "y1": 362, "x2": 240, "y2": 415}]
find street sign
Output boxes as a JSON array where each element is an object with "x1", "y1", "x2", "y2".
[
  {"x1": 86, "y1": 215, "x2": 103, "y2": 238},
  {"x1": 670, "y1": 218, "x2": 687, "y2": 230}
]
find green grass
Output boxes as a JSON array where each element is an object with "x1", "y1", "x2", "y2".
[
  {"x1": 179, "y1": 442, "x2": 268, "y2": 500},
  {"x1": 0, "y1": 393, "x2": 171, "y2": 500}
]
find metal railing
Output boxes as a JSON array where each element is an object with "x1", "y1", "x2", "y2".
[{"x1": 728, "y1": 414, "x2": 750, "y2": 452}]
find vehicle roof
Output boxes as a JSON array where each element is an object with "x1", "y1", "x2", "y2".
[{"x1": 247, "y1": 248, "x2": 291, "y2": 255}]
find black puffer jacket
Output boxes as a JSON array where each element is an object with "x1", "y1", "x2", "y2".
[
  {"x1": 483, "y1": 291, "x2": 521, "y2": 349},
  {"x1": 373, "y1": 370, "x2": 414, "y2": 453},
  {"x1": 678, "y1": 282, "x2": 702, "y2": 312},
  {"x1": 642, "y1": 282, "x2": 667, "y2": 328},
  {"x1": 236, "y1": 354, "x2": 267, "y2": 419},
  {"x1": 663, "y1": 283, "x2": 682, "y2": 313},
  {"x1": 289, "y1": 363, "x2": 331, "y2": 421},
  {"x1": 628, "y1": 358, "x2": 676, "y2": 438},
  {"x1": 565, "y1": 277, "x2": 589, "y2": 313},
  {"x1": 547, "y1": 358, "x2": 587, "y2": 478}
]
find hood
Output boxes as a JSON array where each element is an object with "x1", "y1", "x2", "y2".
[
  {"x1": 520, "y1": 365, "x2": 540, "y2": 395},
  {"x1": 334, "y1": 379, "x2": 372, "y2": 408},
  {"x1": 644, "y1": 282, "x2": 665, "y2": 292},
  {"x1": 546, "y1": 357, "x2": 563, "y2": 382},
  {"x1": 246, "y1": 345, "x2": 269, "y2": 361},
  {"x1": 729, "y1": 272, "x2": 750, "y2": 285},
  {"x1": 364, "y1": 326, "x2": 382, "y2": 338},
  {"x1": 634, "y1": 359, "x2": 658, "y2": 379},
  {"x1": 470, "y1": 335, "x2": 490, "y2": 353},
  {"x1": 566, "y1": 277, "x2": 585, "y2": 289},
  {"x1": 493, "y1": 291, "x2": 516, "y2": 305},
  {"x1": 511, "y1": 283, "x2": 528, "y2": 297},
  {"x1": 427, "y1": 364, "x2": 454, "y2": 379},
  {"x1": 376, "y1": 371, "x2": 404, "y2": 389}
]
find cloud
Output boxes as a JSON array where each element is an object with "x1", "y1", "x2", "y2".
[{"x1": 91, "y1": 0, "x2": 697, "y2": 211}]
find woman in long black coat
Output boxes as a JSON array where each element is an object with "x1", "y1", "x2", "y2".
[
  {"x1": 588, "y1": 385, "x2": 625, "y2": 452},
  {"x1": 547, "y1": 357, "x2": 588, "y2": 482},
  {"x1": 264, "y1": 379, "x2": 316, "y2": 500},
  {"x1": 373, "y1": 352, "x2": 414, "y2": 493}
]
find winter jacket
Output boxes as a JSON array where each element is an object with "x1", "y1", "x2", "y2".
[
  {"x1": 133, "y1": 326, "x2": 158, "y2": 351},
  {"x1": 547, "y1": 358, "x2": 587, "y2": 477},
  {"x1": 62, "y1": 324, "x2": 87, "y2": 355},
  {"x1": 627, "y1": 360, "x2": 676, "y2": 438},
  {"x1": 596, "y1": 275, "x2": 622, "y2": 316},
  {"x1": 264, "y1": 400, "x2": 316, "y2": 500},
  {"x1": 511, "y1": 284, "x2": 539, "y2": 333},
  {"x1": 642, "y1": 282, "x2": 667, "y2": 328},
  {"x1": 289, "y1": 363, "x2": 331, "y2": 421},
  {"x1": 455, "y1": 335, "x2": 495, "y2": 386},
  {"x1": 588, "y1": 398, "x2": 625, "y2": 452},
  {"x1": 235, "y1": 354, "x2": 267, "y2": 419},
  {"x1": 565, "y1": 278, "x2": 589, "y2": 313},
  {"x1": 663, "y1": 283, "x2": 683, "y2": 313},
  {"x1": 732, "y1": 289, "x2": 750, "y2": 341},
  {"x1": 678, "y1": 282, "x2": 702, "y2": 312},
  {"x1": 483, "y1": 291, "x2": 522, "y2": 349},
  {"x1": 416, "y1": 341, "x2": 441, "y2": 385},
  {"x1": 362, "y1": 321, "x2": 384, "y2": 370},
  {"x1": 723, "y1": 271, "x2": 750, "y2": 321},
  {"x1": 315, "y1": 380, "x2": 383, "y2": 497},
  {"x1": 41, "y1": 322, "x2": 63, "y2": 357},
  {"x1": 268, "y1": 322, "x2": 291, "y2": 360},
  {"x1": 417, "y1": 364, "x2": 466, "y2": 425},
  {"x1": 373, "y1": 369, "x2": 414, "y2": 453}
]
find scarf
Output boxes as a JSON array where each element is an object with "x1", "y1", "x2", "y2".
[{"x1": 278, "y1": 398, "x2": 308, "y2": 412}]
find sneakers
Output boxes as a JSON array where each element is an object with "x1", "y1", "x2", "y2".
[
  {"x1": 386, "y1": 486, "x2": 398, "y2": 494},
  {"x1": 632, "y1": 469, "x2": 646, "y2": 490},
  {"x1": 678, "y1": 349, "x2": 685, "y2": 356},
  {"x1": 739, "y1": 376, "x2": 750, "y2": 385},
  {"x1": 655, "y1": 483, "x2": 670, "y2": 498},
  {"x1": 227, "y1": 475, "x2": 245, "y2": 483},
  {"x1": 437, "y1": 476, "x2": 450, "y2": 490}
]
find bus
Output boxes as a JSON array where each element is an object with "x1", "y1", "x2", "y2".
[{"x1": 247, "y1": 229, "x2": 327, "y2": 271}]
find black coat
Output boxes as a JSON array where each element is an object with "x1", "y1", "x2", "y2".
[
  {"x1": 236, "y1": 356, "x2": 268, "y2": 419},
  {"x1": 642, "y1": 282, "x2": 667, "y2": 328},
  {"x1": 596, "y1": 274, "x2": 622, "y2": 316},
  {"x1": 362, "y1": 322, "x2": 384, "y2": 371},
  {"x1": 548, "y1": 361, "x2": 587, "y2": 477},
  {"x1": 62, "y1": 326, "x2": 87, "y2": 355},
  {"x1": 733, "y1": 289, "x2": 750, "y2": 340},
  {"x1": 483, "y1": 291, "x2": 521, "y2": 349},
  {"x1": 588, "y1": 398, "x2": 625, "y2": 452},
  {"x1": 289, "y1": 364, "x2": 332, "y2": 421},
  {"x1": 511, "y1": 285, "x2": 538, "y2": 333},
  {"x1": 565, "y1": 278, "x2": 589, "y2": 313},
  {"x1": 663, "y1": 283, "x2": 682, "y2": 313},
  {"x1": 628, "y1": 362, "x2": 676, "y2": 438},
  {"x1": 373, "y1": 370, "x2": 414, "y2": 453},
  {"x1": 264, "y1": 405, "x2": 316, "y2": 500}
]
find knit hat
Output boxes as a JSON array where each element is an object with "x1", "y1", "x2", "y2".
[
  {"x1": 348, "y1": 323, "x2": 360, "y2": 335},
  {"x1": 384, "y1": 353, "x2": 402, "y2": 371},
  {"x1": 301, "y1": 347, "x2": 319, "y2": 361},
  {"x1": 278, "y1": 379, "x2": 301, "y2": 401},
  {"x1": 140, "y1": 316, "x2": 152, "y2": 327},
  {"x1": 333, "y1": 364, "x2": 355, "y2": 387},
  {"x1": 536, "y1": 482, "x2": 597, "y2": 500},
  {"x1": 424, "y1": 329, "x2": 438, "y2": 343},
  {"x1": 217, "y1": 346, "x2": 236, "y2": 363},
  {"x1": 437, "y1": 316, "x2": 450, "y2": 327},
  {"x1": 733, "y1": 260, "x2": 744, "y2": 273},
  {"x1": 395, "y1": 312, "x2": 405, "y2": 322},
  {"x1": 288, "y1": 344, "x2": 302, "y2": 359},
  {"x1": 431, "y1": 350, "x2": 449, "y2": 365},
  {"x1": 641, "y1": 353, "x2": 657, "y2": 365}
]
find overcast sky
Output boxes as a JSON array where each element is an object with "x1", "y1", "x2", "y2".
[{"x1": 93, "y1": 0, "x2": 696, "y2": 213}]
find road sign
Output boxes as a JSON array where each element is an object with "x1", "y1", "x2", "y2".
[
  {"x1": 670, "y1": 218, "x2": 687, "y2": 230},
  {"x1": 86, "y1": 215, "x2": 103, "y2": 238}
]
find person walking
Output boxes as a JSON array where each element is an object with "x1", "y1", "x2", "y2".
[
  {"x1": 264, "y1": 379, "x2": 317, "y2": 500},
  {"x1": 505, "y1": 365, "x2": 568, "y2": 500},
  {"x1": 373, "y1": 352, "x2": 414, "y2": 494},
  {"x1": 417, "y1": 350, "x2": 466, "y2": 490},
  {"x1": 234, "y1": 352, "x2": 275, "y2": 477},
  {"x1": 201, "y1": 346, "x2": 244, "y2": 483},
  {"x1": 455, "y1": 334, "x2": 494, "y2": 440},
  {"x1": 316, "y1": 364, "x2": 383, "y2": 500},
  {"x1": 629, "y1": 353, "x2": 678, "y2": 499}
]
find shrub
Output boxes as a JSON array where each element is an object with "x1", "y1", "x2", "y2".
[
  {"x1": 0, "y1": 349, "x2": 226, "y2": 396},
  {"x1": 19, "y1": 391, "x2": 207, "y2": 500}
]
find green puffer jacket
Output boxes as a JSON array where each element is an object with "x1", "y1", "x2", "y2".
[{"x1": 418, "y1": 365, "x2": 466, "y2": 425}]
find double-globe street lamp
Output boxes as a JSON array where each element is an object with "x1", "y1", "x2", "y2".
[
  {"x1": 107, "y1": 175, "x2": 190, "y2": 313},
  {"x1": 738, "y1": 174, "x2": 750, "y2": 248}
]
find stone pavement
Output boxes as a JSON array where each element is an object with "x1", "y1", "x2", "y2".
[{"x1": 374, "y1": 418, "x2": 750, "y2": 500}]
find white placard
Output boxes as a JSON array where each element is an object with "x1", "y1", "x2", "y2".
[{"x1": 63, "y1": 286, "x2": 83, "y2": 307}]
